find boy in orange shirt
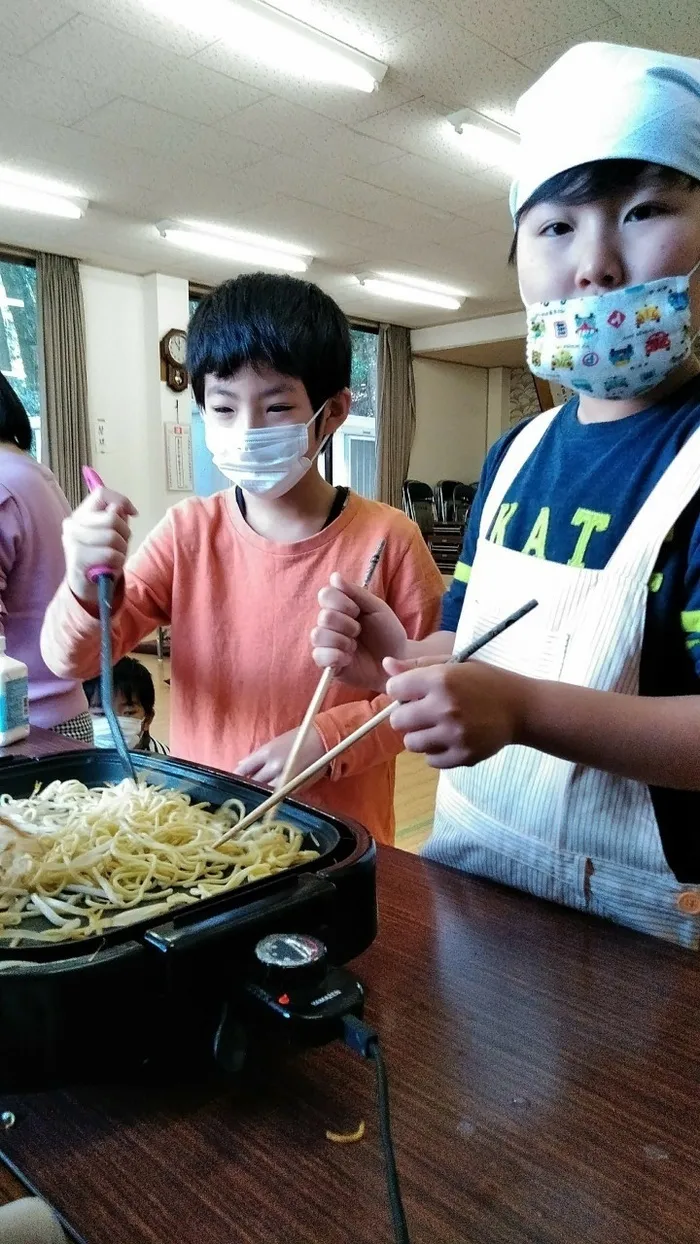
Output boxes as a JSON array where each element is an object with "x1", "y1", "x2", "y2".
[{"x1": 40, "y1": 273, "x2": 442, "y2": 843}]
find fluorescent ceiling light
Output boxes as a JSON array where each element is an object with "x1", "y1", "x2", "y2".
[
  {"x1": 157, "y1": 220, "x2": 312, "y2": 272},
  {"x1": 141, "y1": 0, "x2": 387, "y2": 92},
  {"x1": 355, "y1": 273, "x2": 466, "y2": 311},
  {"x1": 447, "y1": 108, "x2": 519, "y2": 171},
  {"x1": 0, "y1": 169, "x2": 86, "y2": 219},
  {"x1": 0, "y1": 166, "x2": 84, "y2": 199}
]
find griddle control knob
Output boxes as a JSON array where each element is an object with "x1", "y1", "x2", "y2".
[{"x1": 254, "y1": 933, "x2": 327, "y2": 992}]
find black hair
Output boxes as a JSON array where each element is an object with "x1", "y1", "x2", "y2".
[
  {"x1": 187, "y1": 272, "x2": 352, "y2": 413},
  {"x1": 0, "y1": 371, "x2": 32, "y2": 451},
  {"x1": 508, "y1": 159, "x2": 700, "y2": 264},
  {"x1": 84, "y1": 656, "x2": 156, "y2": 717}
]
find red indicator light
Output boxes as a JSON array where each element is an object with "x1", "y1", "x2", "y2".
[{"x1": 278, "y1": 994, "x2": 290, "y2": 1006}]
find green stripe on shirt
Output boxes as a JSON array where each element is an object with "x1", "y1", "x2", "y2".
[
  {"x1": 453, "y1": 561, "x2": 471, "y2": 584},
  {"x1": 681, "y1": 610, "x2": 700, "y2": 650}
]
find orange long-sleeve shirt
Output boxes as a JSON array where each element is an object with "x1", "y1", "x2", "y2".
[{"x1": 41, "y1": 490, "x2": 442, "y2": 842}]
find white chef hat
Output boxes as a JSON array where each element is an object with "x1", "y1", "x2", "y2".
[{"x1": 510, "y1": 42, "x2": 700, "y2": 219}]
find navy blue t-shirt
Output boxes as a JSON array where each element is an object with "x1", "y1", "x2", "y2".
[{"x1": 441, "y1": 373, "x2": 700, "y2": 881}]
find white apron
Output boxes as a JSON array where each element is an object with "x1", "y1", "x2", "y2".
[{"x1": 425, "y1": 408, "x2": 700, "y2": 948}]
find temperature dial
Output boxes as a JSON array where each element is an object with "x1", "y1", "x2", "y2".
[{"x1": 254, "y1": 933, "x2": 327, "y2": 992}]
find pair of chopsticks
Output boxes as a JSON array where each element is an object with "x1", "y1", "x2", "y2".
[
  {"x1": 264, "y1": 538, "x2": 387, "y2": 821},
  {"x1": 82, "y1": 466, "x2": 137, "y2": 783},
  {"x1": 216, "y1": 598, "x2": 538, "y2": 845}
]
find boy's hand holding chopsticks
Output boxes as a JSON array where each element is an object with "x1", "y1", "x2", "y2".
[
  {"x1": 383, "y1": 655, "x2": 528, "y2": 771},
  {"x1": 215, "y1": 600, "x2": 536, "y2": 843},
  {"x1": 238, "y1": 541, "x2": 389, "y2": 801},
  {"x1": 235, "y1": 724, "x2": 327, "y2": 791},
  {"x1": 312, "y1": 572, "x2": 409, "y2": 692}
]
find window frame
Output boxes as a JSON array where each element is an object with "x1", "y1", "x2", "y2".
[{"x1": 0, "y1": 248, "x2": 42, "y2": 461}]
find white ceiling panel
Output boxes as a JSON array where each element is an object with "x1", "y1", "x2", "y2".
[
  {"x1": 26, "y1": 16, "x2": 267, "y2": 126},
  {"x1": 192, "y1": 39, "x2": 421, "y2": 125},
  {"x1": 610, "y1": 0, "x2": 700, "y2": 57},
  {"x1": 0, "y1": 104, "x2": 173, "y2": 199},
  {"x1": 377, "y1": 22, "x2": 533, "y2": 114},
  {"x1": 139, "y1": 176, "x2": 278, "y2": 227},
  {"x1": 215, "y1": 98, "x2": 405, "y2": 171},
  {"x1": 354, "y1": 98, "x2": 516, "y2": 176},
  {"x1": 75, "y1": 98, "x2": 268, "y2": 174},
  {"x1": 440, "y1": 0, "x2": 618, "y2": 61},
  {"x1": 0, "y1": 0, "x2": 78, "y2": 57},
  {"x1": 448, "y1": 197, "x2": 514, "y2": 236},
  {"x1": 71, "y1": 0, "x2": 220, "y2": 57},
  {"x1": 227, "y1": 196, "x2": 395, "y2": 252},
  {"x1": 0, "y1": 0, "x2": 697, "y2": 326},
  {"x1": 517, "y1": 20, "x2": 658, "y2": 72},
  {"x1": 358, "y1": 153, "x2": 508, "y2": 221},
  {"x1": 216, "y1": 98, "x2": 340, "y2": 151},
  {"x1": 0, "y1": 52, "x2": 115, "y2": 126}
]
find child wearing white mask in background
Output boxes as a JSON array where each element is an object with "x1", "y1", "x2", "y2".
[
  {"x1": 41, "y1": 274, "x2": 443, "y2": 844},
  {"x1": 311, "y1": 43, "x2": 700, "y2": 945},
  {"x1": 84, "y1": 656, "x2": 169, "y2": 754}
]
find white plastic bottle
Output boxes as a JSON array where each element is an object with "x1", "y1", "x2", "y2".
[{"x1": 0, "y1": 635, "x2": 29, "y2": 746}]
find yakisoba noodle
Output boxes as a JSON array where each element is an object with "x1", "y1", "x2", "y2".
[{"x1": 0, "y1": 778, "x2": 318, "y2": 946}]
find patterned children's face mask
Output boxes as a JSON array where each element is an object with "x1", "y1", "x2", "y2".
[{"x1": 526, "y1": 262, "x2": 700, "y2": 400}]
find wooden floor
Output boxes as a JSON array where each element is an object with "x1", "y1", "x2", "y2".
[{"x1": 139, "y1": 654, "x2": 436, "y2": 854}]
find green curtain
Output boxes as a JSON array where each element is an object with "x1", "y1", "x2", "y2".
[
  {"x1": 37, "y1": 253, "x2": 90, "y2": 508},
  {"x1": 375, "y1": 323, "x2": 416, "y2": 508}
]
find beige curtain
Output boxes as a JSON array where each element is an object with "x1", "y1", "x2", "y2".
[
  {"x1": 375, "y1": 324, "x2": 416, "y2": 508},
  {"x1": 37, "y1": 253, "x2": 90, "y2": 508}
]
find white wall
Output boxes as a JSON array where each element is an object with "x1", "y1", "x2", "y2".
[
  {"x1": 410, "y1": 357, "x2": 488, "y2": 486},
  {"x1": 80, "y1": 266, "x2": 191, "y2": 550},
  {"x1": 486, "y1": 366, "x2": 511, "y2": 449}
]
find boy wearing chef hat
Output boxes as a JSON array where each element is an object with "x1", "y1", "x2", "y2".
[{"x1": 312, "y1": 43, "x2": 700, "y2": 946}]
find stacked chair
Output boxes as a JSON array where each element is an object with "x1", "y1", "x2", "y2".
[
  {"x1": 402, "y1": 480, "x2": 436, "y2": 546},
  {"x1": 402, "y1": 478, "x2": 477, "y2": 575}
]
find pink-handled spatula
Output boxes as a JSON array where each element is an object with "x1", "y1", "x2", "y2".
[{"x1": 82, "y1": 466, "x2": 137, "y2": 782}]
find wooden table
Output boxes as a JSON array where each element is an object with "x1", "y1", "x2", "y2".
[
  {"x1": 2, "y1": 743, "x2": 700, "y2": 1242},
  {"x1": 0, "y1": 726, "x2": 89, "y2": 761}
]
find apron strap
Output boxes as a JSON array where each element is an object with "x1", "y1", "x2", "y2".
[
  {"x1": 479, "y1": 408, "x2": 561, "y2": 539},
  {"x1": 606, "y1": 422, "x2": 700, "y2": 580}
]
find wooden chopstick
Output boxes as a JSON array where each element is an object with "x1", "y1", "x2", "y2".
[
  {"x1": 217, "y1": 598, "x2": 537, "y2": 844},
  {"x1": 263, "y1": 537, "x2": 387, "y2": 820}
]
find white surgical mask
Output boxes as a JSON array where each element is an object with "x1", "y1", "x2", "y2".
[
  {"x1": 526, "y1": 262, "x2": 700, "y2": 400},
  {"x1": 92, "y1": 715, "x2": 143, "y2": 750},
  {"x1": 204, "y1": 402, "x2": 329, "y2": 499}
]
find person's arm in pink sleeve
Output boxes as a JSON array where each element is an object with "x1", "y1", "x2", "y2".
[
  {"x1": 41, "y1": 516, "x2": 175, "y2": 681},
  {"x1": 314, "y1": 694, "x2": 403, "y2": 778}
]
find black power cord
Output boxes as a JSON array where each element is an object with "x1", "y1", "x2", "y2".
[{"x1": 342, "y1": 1015, "x2": 411, "y2": 1244}]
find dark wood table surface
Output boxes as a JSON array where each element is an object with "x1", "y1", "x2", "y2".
[
  {"x1": 0, "y1": 726, "x2": 90, "y2": 761},
  {"x1": 2, "y1": 736, "x2": 700, "y2": 1243}
]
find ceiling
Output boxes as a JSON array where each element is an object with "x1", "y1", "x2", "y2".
[
  {"x1": 0, "y1": 0, "x2": 698, "y2": 328},
  {"x1": 416, "y1": 339, "x2": 527, "y2": 367}
]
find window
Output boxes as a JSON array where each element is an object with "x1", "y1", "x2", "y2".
[
  {"x1": 188, "y1": 294, "x2": 230, "y2": 496},
  {"x1": 325, "y1": 326, "x2": 378, "y2": 499},
  {"x1": 0, "y1": 258, "x2": 41, "y2": 459},
  {"x1": 187, "y1": 293, "x2": 379, "y2": 500}
]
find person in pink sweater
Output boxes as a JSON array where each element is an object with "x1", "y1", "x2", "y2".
[
  {"x1": 0, "y1": 373, "x2": 90, "y2": 741},
  {"x1": 41, "y1": 274, "x2": 442, "y2": 843}
]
